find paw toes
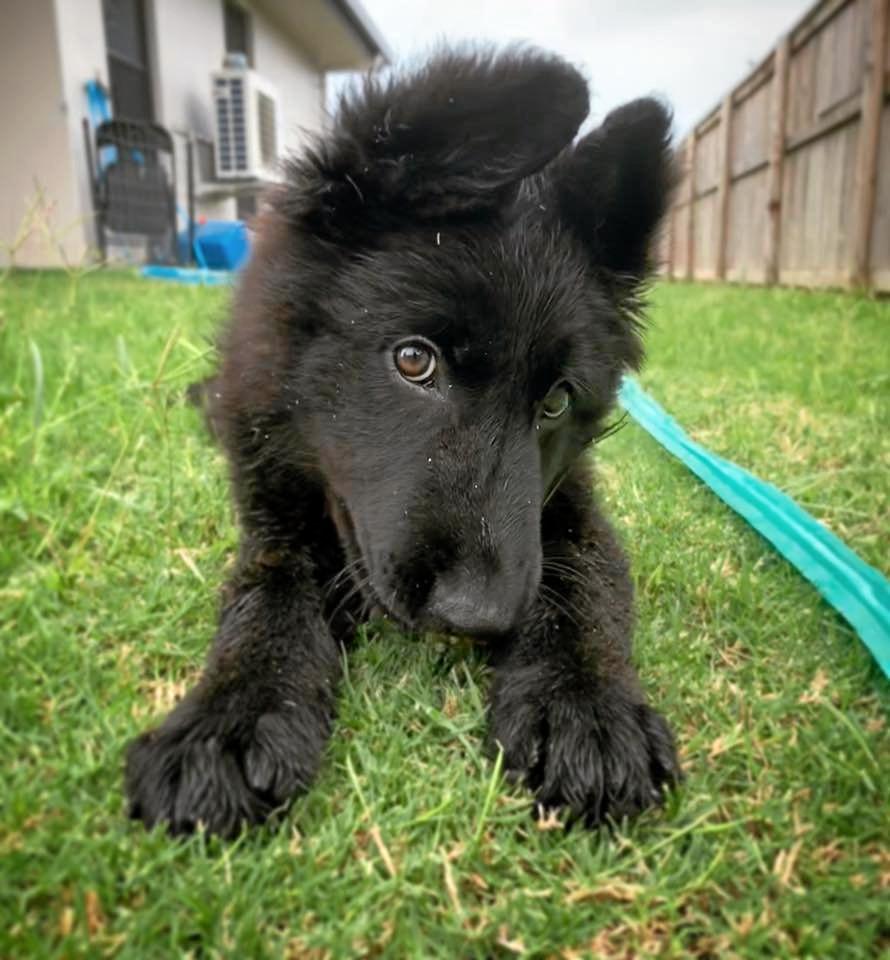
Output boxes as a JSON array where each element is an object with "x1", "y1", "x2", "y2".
[
  {"x1": 638, "y1": 704, "x2": 682, "y2": 787},
  {"x1": 125, "y1": 712, "x2": 311, "y2": 838},
  {"x1": 244, "y1": 713, "x2": 307, "y2": 802},
  {"x1": 492, "y1": 692, "x2": 681, "y2": 829},
  {"x1": 487, "y1": 707, "x2": 546, "y2": 789}
]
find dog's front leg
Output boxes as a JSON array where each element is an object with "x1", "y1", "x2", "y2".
[
  {"x1": 487, "y1": 469, "x2": 681, "y2": 826},
  {"x1": 126, "y1": 544, "x2": 342, "y2": 837}
]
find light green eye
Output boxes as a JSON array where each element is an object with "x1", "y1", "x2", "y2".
[{"x1": 541, "y1": 384, "x2": 571, "y2": 420}]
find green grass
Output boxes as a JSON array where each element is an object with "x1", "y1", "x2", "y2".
[{"x1": 1, "y1": 272, "x2": 888, "y2": 958}]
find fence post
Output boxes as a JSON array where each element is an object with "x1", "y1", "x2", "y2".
[
  {"x1": 765, "y1": 37, "x2": 791, "y2": 285},
  {"x1": 715, "y1": 95, "x2": 734, "y2": 280},
  {"x1": 852, "y1": 0, "x2": 889, "y2": 288},
  {"x1": 666, "y1": 199, "x2": 676, "y2": 279},
  {"x1": 685, "y1": 133, "x2": 697, "y2": 280}
]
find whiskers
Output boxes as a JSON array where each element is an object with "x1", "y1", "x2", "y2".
[
  {"x1": 538, "y1": 556, "x2": 591, "y2": 630},
  {"x1": 536, "y1": 581, "x2": 582, "y2": 630},
  {"x1": 323, "y1": 557, "x2": 375, "y2": 632},
  {"x1": 594, "y1": 411, "x2": 629, "y2": 444}
]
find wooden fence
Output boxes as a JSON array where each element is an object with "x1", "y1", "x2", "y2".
[{"x1": 661, "y1": 0, "x2": 890, "y2": 291}]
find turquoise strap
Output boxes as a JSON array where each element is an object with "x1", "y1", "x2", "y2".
[{"x1": 618, "y1": 376, "x2": 890, "y2": 679}]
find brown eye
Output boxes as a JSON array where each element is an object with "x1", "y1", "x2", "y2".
[
  {"x1": 541, "y1": 384, "x2": 571, "y2": 420},
  {"x1": 394, "y1": 341, "x2": 437, "y2": 383}
]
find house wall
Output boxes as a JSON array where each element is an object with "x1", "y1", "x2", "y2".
[
  {"x1": 53, "y1": 0, "x2": 110, "y2": 262},
  {"x1": 1, "y1": 0, "x2": 331, "y2": 266},
  {"x1": 149, "y1": 0, "x2": 326, "y2": 221},
  {"x1": 0, "y1": 0, "x2": 92, "y2": 267},
  {"x1": 251, "y1": 7, "x2": 326, "y2": 158},
  {"x1": 150, "y1": 0, "x2": 234, "y2": 219}
]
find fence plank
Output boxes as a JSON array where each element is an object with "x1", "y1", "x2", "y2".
[
  {"x1": 685, "y1": 134, "x2": 697, "y2": 280},
  {"x1": 851, "y1": 0, "x2": 889, "y2": 286},
  {"x1": 715, "y1": 95, "x2": 734, "y2": 279},
  {"x1": 766, "y1": 39, "x2": 791, "y2": 283}
]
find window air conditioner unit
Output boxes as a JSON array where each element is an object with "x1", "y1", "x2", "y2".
[{"x1": 212, "y1": 60, "x2": 280, "y2": 181}]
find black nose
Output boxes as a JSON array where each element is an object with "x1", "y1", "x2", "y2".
[{"x1": 424, "y1": 570, "x2": 523, "y2": 636}]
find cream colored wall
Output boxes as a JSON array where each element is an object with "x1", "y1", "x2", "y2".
[
  {"x1": 0, "y1": 0, "x2": 93, "y2": 267},
  {"x1": 0, "y1": 0, "x2": 329, "y2": 265},
  {"x1": 149, "y1": 0, "x2": 326, "y2": 217},
  {"x1": 150, "y1": 0, "x2": 224, "y2": 142},
  {"x1": 251, "y1": 7, "x2": 325, "y2": 162},
  {"x1": 149, "y1": 0, "x2": 234, "y2": 219},
  {"x1": 53, "y1": 0, "x2": 110, "y2": 263}
]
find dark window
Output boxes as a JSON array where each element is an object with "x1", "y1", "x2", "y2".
[
  {"x1": 102, "y1": 0, "x2": 154, "y2": 122},
  {"x1": 196, "y1": 138, "x2": 215, "y2": 184},
  {"x1": 236, "y1": 193, "x2": 258, "y2": 222},
  {"x1": 224, "y1": 2, "x2": 252, "y2": 65}
]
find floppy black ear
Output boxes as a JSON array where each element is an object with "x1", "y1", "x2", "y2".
[
  {"x1": 288, "y1": 47, "x2": 589, "y2": 236},
  {"x1": 556, "y1": 97, "x2": 675, "y2": 280}
]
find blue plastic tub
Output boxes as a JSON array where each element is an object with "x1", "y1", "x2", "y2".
[{"x1": 193, "y1": 220, "x2": 250, "y2": 270}]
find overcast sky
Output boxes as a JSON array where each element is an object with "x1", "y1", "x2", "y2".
[{"x1": 342, "y1": 0, "x2": 812, "y2": 137}]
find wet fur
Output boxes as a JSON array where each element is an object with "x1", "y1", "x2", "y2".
[{"x1": 126, "y1": 47, "x2": 681, "y2": 837}]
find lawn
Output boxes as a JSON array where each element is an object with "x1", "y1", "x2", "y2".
[{"x1": 1, "y1": 271, "x2": 888, "y2": 958}]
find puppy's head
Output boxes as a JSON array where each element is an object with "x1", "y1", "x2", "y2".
[{"x1": 229, "y1": 48, "x2": 673, "y2": 636}]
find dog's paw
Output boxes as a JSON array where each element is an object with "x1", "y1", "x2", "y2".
[
  {"x1": 125, "y1": 705, "x2": 328, "y2": 838},
  {"x1": 488, "y1": 672, "x2": 680, "y2": 826}
]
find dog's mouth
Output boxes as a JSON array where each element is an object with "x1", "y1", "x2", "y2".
[
  {"x1": 324, "y1": 490, "x2": 394, "y2": 624},
  {"x1": 323, "y1": 489, "x2": 535, "y2": 637}
]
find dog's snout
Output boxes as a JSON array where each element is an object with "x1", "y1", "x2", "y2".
[{"x1": 425, "y1": 569, "x2": 524, "y2": 636}]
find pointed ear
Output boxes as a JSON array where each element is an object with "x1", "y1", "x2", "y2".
[
  {"x1": 556, "y1": 97, "x2": 675, "y2": 280},
  {"x1": 287, "y1": 47, "x2": 589, "y2": 237}
]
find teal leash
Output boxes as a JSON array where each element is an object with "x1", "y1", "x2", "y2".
[{"x1": 618, "y1": 376, "x2": 890, "y2": 680}]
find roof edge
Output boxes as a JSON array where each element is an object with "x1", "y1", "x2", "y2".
[{"x1": 328, "y1": 0, "x2": 392, "y2": 65}]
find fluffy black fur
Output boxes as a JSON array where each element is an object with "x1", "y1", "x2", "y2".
[{"x1": 126, "y1": 47, "x2": 681, "y2": 837}]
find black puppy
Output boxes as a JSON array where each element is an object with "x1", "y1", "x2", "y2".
[{"x1": 126, "y1": 47, "x2": 681, "y2": 837}]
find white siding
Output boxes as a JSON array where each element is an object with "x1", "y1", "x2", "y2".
[
  {"x1": 150, "y1": 0, "x2": 225, "y2": 142},
  {"x1": 148, "y1": 0, "x2": 325, "y2": 218},
  {"x1": 251, "y1": 7, "x2": 325, "y2": 161},
  {"x1": 149, "y1": 0, "x2": 234, "y2": 218},
  {"x1": 0, "y1": 0, "x2": 95, "y2": 267},
  {"x1": 0, "y1": 0, "x2": 331, "y2": 264},
  {"x1": 53, "y1": 0, "x2": 109, "y2": 264}
]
